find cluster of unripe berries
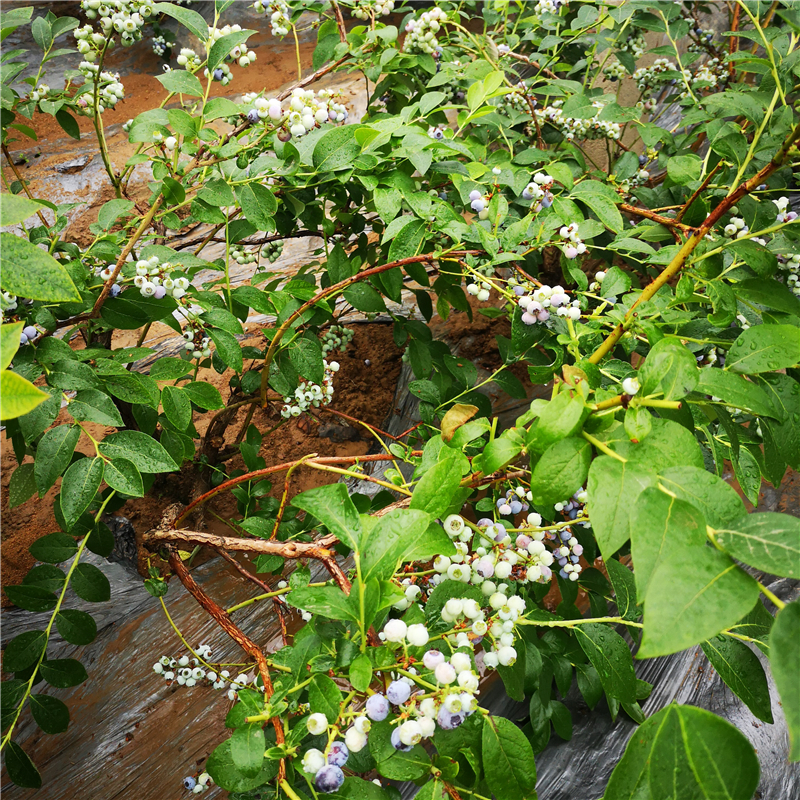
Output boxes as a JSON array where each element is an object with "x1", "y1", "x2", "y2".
[
  {"x1": 683, "y1": 59, "x2": 727, "y2": 95},
  {"x1": 723, "y1": 216, "x2": 750, "y2": 239},
  {"x1": 28, "y1": 83, "x2": 51, "y2": 106},
  {"x1": 179, "y1": 314, "x2": 212, "y2": 361},
  {"x1": 74, "y1": 63, "x2": 124, "y2": 115},
  {"x1": 260, "y1": 240, "x2": 284, "y2": 263},
  {"x1": 78, "y1": 0, "x2": 153, "y2": 47},
  {"x1": 182, "y1": 773, "x2": 212, "y2": 794},
  {"x1": 152, "y1": 646, "x2": 230, "y2": 690},
  {"x1": 151, "y1": 35, "x2": 169, "y2": 57},
  {"x1": 535, "y1": 100, "x2": 622, "y2": 142},
  {"x1": 231, "y1": 245, "x2": 257, "y2": 266},
  {"x1": 404, "y1": 7, "x2": 448, "y2": 54},
  {"x1": 774, "y1": 196, "x2": 799, "y2": 225},
  {"x1": 128, "y1": 255, "x2": 191, "y2": 299},
  {"x1": 779, "y1": 254, "x2": 800, "y2": 297},
  {"x1": 348, "y1": 0, "x2": 395, "y2": 19},
  {"x1": 620, "y1": 30, "x2": 646, "y2": 59},
  {"x1": 497, "y1": 82, "x2": 530, "y2": 116},
  {"x1": 175, "y1": 47, "x2": 201, "y2": 70},
  {"x1": 534, "y1": 0, "x2": 565, "y2": 14},
  {"x1": 688, "y1": 27, "x2": 716, "y2": 52},
  {"x1": 210, "y1": 23, "x2": 256, "y2": 69},
  {"x1": 280, "y1": 360, "x2": 339, "y2": 418},
  {"x1": 254, "y1": 0, "x2": 291, "y2": 38},
  {"x1": 1, "y1": 292, "x2": 18, "y2": 320},
  {"x1": 633, "y1": 59, "x2": 677, "y2": 97},
  {"x1": 558, "y1": 222, "x2": 588, "y2": 261},
  {"x1": 519, "y1": 283, "x2": 581, "y2": 324},
  {"x1": 244, "y1": 94, "x2": 283, "y2": 124},
  {"x1": 321, "y1": 325, "x2": 354, "y2": 356},
  {"x1": 466, "y1": 281, "x2": 492, "y2": 303},
  {"x1": 521, "y1": 171, "x2": 555, "y2": 210},
  {"x1": 283, "y1": 88, "x2": 348, "y2": 139},
  {"x1": 603, "y1": 60, "x2": 626, "y2": 82}
]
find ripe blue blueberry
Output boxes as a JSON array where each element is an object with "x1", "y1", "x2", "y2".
[
  {"x1": 390, "y1": 728, "x2": 413, "y2": 751},
  {"x1": 315, "y1": 765, "x2": 345, "y2": 793},
  {"x1": 183, "y1": 777, "x2": 196, "y2": 791},
  {"x1": 213, "y1": 68, "x2": 224, "y2": 81},
  {"x1": 110, "y1": 283, "x2": 122, "y2": 297},
  {"x1": 471, "y1": 198, "x2": 486, "y2": 213},
  {"x1": 247, "y1": 109, "x2": 259, "y2": 123},
  {"x1": 366, "y1": 693, "x2": 390, "y2": 721},
  {"x1": 386, "y1": 680, "x2": 411, "y2": 705},
  {"x1": 327, "y1": 741, "x2": 349, "y2": 767},
  {"x1": 437, "y1": 707, "x2": 466, "y2": 730},
  {"x1": 22, "y1": 325, "x2": 37, "y2": 340}
]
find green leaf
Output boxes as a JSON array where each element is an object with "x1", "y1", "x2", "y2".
[
  {"x1": 695, "y1": 368, "x2": 778, "y2": 418},
  {"x1": 59, "y1": 457, "x2": 103, "y2": 530},
  {"x1": 639, "y1": 338, "x2": 698, "y2": 400},
  {"x1": 410, "y1": 455, "x2": 462, "y2": 518},
  {"x1": 4, "y1": 585, "x2": 56, "y2": 612},
  {"x1": 39, "y1": 657, "x2": 87, "y2": 688},
  {"x1": 605, "y1": 559, "x2": 639, "y2": 620},
  {"x1": 208, "y1": 29, "x2": 254, "y2": 71},
  {"x1": 96, "y1": 199, "x2": 134, "y2": 230},
  {"x1": 157, "y1": 68, "x2": 204, "y2": 97},
  {"x1": 701, "y1": 635, "x2": 773, "y2": 722},
  {"x1": 658, "y1": 466, "x2": 746, "y2": 529},
  {"x1": 771, "y1": 601, "x2": 800, "y2": 761},
  {"x1": 361, "y1": 508, "x2": 431, "y2": 583},
  {"x1": 309, "y1": 673, "x2": 342, "y2": 724},
  {"x1": 570, "y1": 181, "x2": 623, "y2": 232},
  {"x1": 529, "y1": 437, "x2": 591, "y2": 507},
  {"x1": 736, "y1": 278, "x2": 800, "y2": 317},
  {"x1": 481, "y1": 434, "x2": 522, "y2": 474},
  {"x1": 604, "y1": 704, "x2": 760, "y2": 800},
  {"x1": 150, "y1": 357, "x2": 192, "y2": 380},
  {"x1": 725, "y1": 325, "x2": 800, "y2": 374},
  {"x1": 1, "y1": 321, "x2": 22, "y2": 371},
  {"x1": 68, "y1": 389, "x2": 124, "y2": 427},
  {"x1": 291, "y1": 483, "x2": 361, "y2": 552},
  {"x1": 161, "y1": 385, "x2": 192, "y2": 430},
  {"x1": 526, "y1": 392, "x2": 587, "y2": 453},
  {"x1": 206, "y1": 736, "x2": 279, "y2": 792},
  {"x1": 183, "y1": 381, "x2": 224, "y2": 410},
  {"x1": 8, "y1": 462, "x2": 36, "y2": 507},
  {"x1": 207, "y1": 327, "x2": 243, "y2": 372},
  {"x1": 575, "y1": 624, "x2": 637, "y2": 703},
  {"x1": 29, "y1": 533, "x2": 78, "y2": 564},
  {"x1": 0, "y1": 194, "x2": 48, "y2": 226},
  {"x1": 666, "y1": 154, "x2": 702, "y2": 185},
  {"x1": 640, "y1": 545, "x2": 759, "y2": 658},
  {"x1": 0, "y1": 232, "x2": 80, "y2": 301},
  {"x1": 99, "y1": 430, "x2": 178, "y2": 473},
  {"x1": 713, "y1": 511, "x2": 800, "y2": 579},
  {"x1": 613, "y1": 418, "x2": 704, "y2": 471},
  {"x1": 4, "y1": 741, "x2": 42, "y2": 789},
  {"x1": 349, "y1": 653, "x2": 373, "y2": 693},
  {"x1": 30, "y1": 694, "x2": 69, "y2": 734},
  {"x1": 152, "y1": 2, "x2": 209, "y2": 41},
  {"x1": 230, "y1": 723, "x2": 265, "y2": 778},
  {"x1": 313, "y1": 125, "x2": 361, "y2": 171},
  {"x1": 285, "y1": 584, "x2": 356, "y2": 622},
  {"x1": 237, "y1": 182, "x2": 277, "y2": 231},
  {"x1": 343, "y1": 282, "x2": 386, "y2": 312},
  {"x1": 104, "y1": 457, "x2": 144, "y2": 497},
  {"x1": 3, "y1": 630, "x2": 46, "y2": 672},
  {"x1": 481, "y1": 715, "x2": 537, "y2": 800},
  {"x1": 55, "y1": 609, "x2": 97, "y2": 645},
  {"x1": 587, "y1": 457, "x2": 656, "y2": 558},
  {"x1": 288, "y1": 336, "x2": 324, "y2": 384},
  {"x1": 71, "y1": 562, "x2": 110, "y2": 603},
  {"x1": 1, "y1": 369, "x2": 49, "y2": 419}
]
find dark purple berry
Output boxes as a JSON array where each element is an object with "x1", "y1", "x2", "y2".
[
  {"x1": 183, "y1": 777, "x2": 196, "y2": 791},
  {"x1": 315, "y1": 765, "x2": 345, "y2": 794},
  {"x1": 437, "y1": 708, "x2": 465, "y2": 730}
]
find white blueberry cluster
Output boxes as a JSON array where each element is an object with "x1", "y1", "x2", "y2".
[
  {"x1": 620, "y1": 30, "x2": 646, "y2": 59},
  {"x1": 588, "y1": 269, "x2": 608, "y2": 295},
  {"x1": 633, "y1": 59, "x2": 676, "y2": 96},
  {"x1": 245, "y1": 94, "x2": 283, "y2": 124},
  {"x1": 260, "y1": 240, "x2": 284, "y2": 263},
  {"x1": 181, "y1": 773, "x2": 213, "y2": 795},
  {"x1": 127, "y1": 255, "x2": 191, "y2": 300},
  {"x1": 254, "y1": 0, "x2": 291, "y2": 38},
  {"x1": 535, "y1": 100, "x2": 622, "y2": 142},
  {"x1": 778, "y1": 254, "x2": 800, "y2": 297},
  {"x1": 175, "y1": 47, "x2": 201, "y2": 70},
  {"x1": 558, "y1": 222, "x2": 588, "y2": 261},
  {"x1": 28, "y1": 83, "x2": 51, "y2": 106},
  {"x1": 404, "y1": 7, "x2": 448, "y2": 55},
  {"x1": 348, "y1": 0, "x2": 395, "y2": 19},
  {"x1": 723, "y1": 216, "x2": 749, "y2": 239},
  {"x1": 152, "y1": 35, "x2": 169, "y2": 57},
  {"x1": 321, "y1": 325, "x2": 354, "y2": 356},
  {"x1": 231, "y1": 245, "x2": 257, "y2": 266},
  {"x1": 152, "y1": 645, "x2": 230, "y2": 690},
  {"x1": 2, "y1": 292, "x2": 18, "y2": 320},
  {"x1": 284, "y1": 88, "x2": 348, "y2": 139},
  {"x1": 534, "y1": 0, "x2": 565, "y2": 14},
  {"x1": 681, "y1": 59, "x2": 727, "y2": 95},
  {"x1": 519, "y1": 283, "x2": 581, "y2": 324},
  {"x1": 280, "y1": 360, "x2": 339, "y2": 418},
  {"x1": 74, "y1": 62, "x2": 124, "y2": 115},
  {"x1": 466, "y1": 281, "x2": 492, "y2": 302},
  {"x1": 773, "y1": 196, "x2": 799, "y2": 224},
  {"x1": 603, "y1": 60, "x2": 626, "y2": 82},
  {"x1": 521, "y1": 171, "x2": 554, "y2": 210},
  {"x1": 497, "y1": 81, "x2": 530, "y2": 117},
  {"x1": 78, "y1": 0, "x2": 154, "y2": 47}
]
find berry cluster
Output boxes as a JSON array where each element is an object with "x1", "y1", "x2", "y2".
[
  {"x1": 260, "y1": 240, "x2": 284, "y2": 263},
  {"x1": 558, "y1": 222, "x2": 588, "y2": 261},
  {"x1": 284, "y1": 88, "x2": 348, "y2": 139},
  {"x1": 519, "y1": 284, "x2": 581, "y2": 325},
  {"x1": 280, "y1": 360, "x2": 339, "y2": 418},
  {"x1": 180, "y1": 314, "x2": 212, "y2": 361},
  {"x1": 129, "y1": 255, "x2": 190, "y2": 299},
  {"x1": 254, "y1": 0, "x2": 291, "y2": 38},
  {"x1": 521, "y1": 171, "x2": 555, "y2": 210},
  {"x1": 535, "y1": 99, "x2": 622, "y2": 142},
  {"x1": 620, "y1": 30, "x2": 646, "y2": 59},
  {"x1": 723, "y1": 216, "x2": 750, "y2": 239},
  {"x1": 633, "y1": 58, "x2": 677, "y2": 96},
  {"x1": 182, "y1": 773, "x2": 212, "y2": 795},
  {"x1": 245, "y1": 94, "x2": 283, "y2": 123},
  {"x1": 321, "y1": 325, "x2": 354, "y2": 356},
  {"x1": 497, "y1": 81, "x2": 530, "y2": 116},
  {"x1": 347, "y1": 0, "x2": 395, "y2": 19},
  {"x1": 468, "y1": 189, "x2": 490, "y2": 221},
  {"x1": 74, "y1": 62, "x2": 125, "y2": 115},
  {"x1": 779, "y1": 254, "x2": 800, "y2": 297},
  {"x1": 603, "y1": 60, "x2": 626, "y2": 82},
  {"x1": 28, "y1": 83, "x2": 51, "y2": 107},
  {"x1": 151, "y1": 35, "x2": 169, "y2": 57},
  {"x1": 534, "y1": 0, "x2": 565, "y2": 14},
  {"x1": 18, "y1": 325, "x2": 38, "y2": 346},
  {"x1": 496, "y1": 486, "x2": 533, "y2": 517},
  {"x1": 466, "y1": 281, "x2": 492, "y2": 302},
  {"x1": 773, "y1": 196, "x2": 798, "y2": 224},
  {"x1": 404, "y1": 7, "x2": 449, "y2": 55},
  {"x1": 1, "y1": 292, "x2": 18, "y2": 320},
  {"x1": 688, "y1": 27, "x2": 716, "y2": 53},
  {"x1": 78, "y1": 0, "x2": 154, "y2": 47},
  {"x1": 203, "y1": 25, "x2": 255, "y2": 85},
  {"x1": 231, "y1": 245, "x2": 257, "y2": 266}
]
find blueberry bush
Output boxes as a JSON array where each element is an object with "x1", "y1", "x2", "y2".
[{"x1": 2, "y1": 0, "x2": 800, "y2": 797}]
